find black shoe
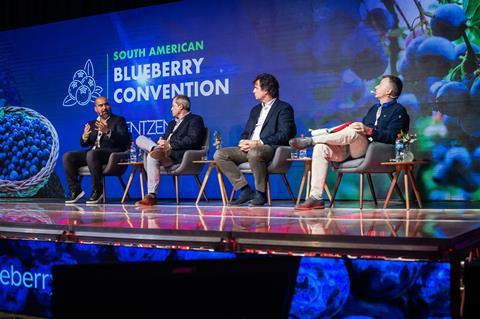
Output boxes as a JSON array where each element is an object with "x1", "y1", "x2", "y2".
[
  {"x1": 86, "y1": 190, "x2": 104, "y2": 204},
  {"x1": 248, "y1": 191, "x2": 266, "y2": 206},
  {"x1": 231, "y1": 187, "x2": 254, "y2": 206},
  {"x1": 289, "y1": 137, "x2": 314, "y2": 149},
  {"x1": 65, "y1": 189, "x2": 85, "y2": 204}
]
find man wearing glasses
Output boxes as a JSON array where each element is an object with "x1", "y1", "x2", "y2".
[{"x1": 63, "y1": 96, "x2": 131, "y2": 204}]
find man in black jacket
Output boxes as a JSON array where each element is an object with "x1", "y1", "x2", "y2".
[
  {"x1": 290, "y1": 75, "x2": 409, "y2": 210},
  {"x1": 63, "y1": 96, "x2": 131, "y2": 204},
  {"x1": 135, "y1": 95, "x2": 206, "y2": 206},
  {"x1": 214, "y1": 73, "x2": 296, "y2": 206}
]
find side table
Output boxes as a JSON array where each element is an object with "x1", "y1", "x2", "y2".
[{"x1": 381, "y1": 161, "x2": 428, "y2": 209}]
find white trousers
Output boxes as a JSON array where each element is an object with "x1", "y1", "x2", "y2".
[{"x1": 310, "y1": 127, "x2": 369, "y2": 199}]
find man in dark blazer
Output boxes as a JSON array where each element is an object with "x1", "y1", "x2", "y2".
[
  {"x1": 63, "y1": 96, "x2": 131, "y2": 204},
  {"x1": 135, "y1": 95, "x2": 206, "y2": 206},
  {"x1": 214, "y1": 73, "x2": 296, "y2": 206}
]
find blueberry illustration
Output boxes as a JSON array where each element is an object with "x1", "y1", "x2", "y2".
[
  {"x1": 67, "y1": 80, "x2": 81, "y2": 99},
  {"x1": 454, "y1": 42, "x2": 480, "y2": 62},
  {"x1": 470, "y1": 76, "x2": 480, "y2": 107},
  {"x1": 75, "y1": 85, "x2": 92, "y2": 106},
  {"x1": 431, "y1": 4, "x2": 467, "y2": 41},
  {"x1": 73, "y1": 69, "x2": 87, "y2": 82}
]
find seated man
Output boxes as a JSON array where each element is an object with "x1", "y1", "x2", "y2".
[
  {"x1": 214, "y1": 73, "x2": 296, "y2": 206},
  {"x1": 135, "y1": 95, "x2": 206, "y2": 206},
  {"x1": 63, "y1": 96, "x2": 131, "y2": 204},
  {"x1": 290, "y1": 75, "x2": 410, "y2": 210}
]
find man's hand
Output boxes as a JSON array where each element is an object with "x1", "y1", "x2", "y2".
[
  {"x1": 156, "y1": 139, "x2": 172, "y2": 152},
  {"x1": 82, "y1": 123, "x2": 91, "y2": 141},
  {"x1": 349, "y1": 122, "x2": 371, "y2": 135},
  {"x1": 95, "y1": 119, "x2": 110, "y2": 134},
  {"x1": 238, "y1": 139, "x2": 260, "y2": 152}
]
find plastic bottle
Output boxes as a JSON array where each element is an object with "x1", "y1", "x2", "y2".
[
  {"x1": 395, "y1": 134, "x2": 404, "y2": 162},
  {"x1": 299, "y1": 134, "x2": 307, "y2": 158},
  {"x1": 129, "y1": 141, "x2": 137, "y2": 162}
]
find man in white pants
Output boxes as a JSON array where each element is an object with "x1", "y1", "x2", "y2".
[
  {"x1": 289, "y1": 75, "x2": 409, "y2": 210},
  {"x1": 135, "y1": 95, "x2": 206, "y2": 206}
]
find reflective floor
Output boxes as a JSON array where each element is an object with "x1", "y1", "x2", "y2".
[{"x1": 1, "y1": 200, "x2": 480, "y2": 240}]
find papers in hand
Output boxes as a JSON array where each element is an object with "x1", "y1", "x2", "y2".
[
  {"x1": 309, "y1": 128, "x2": 330, "y2": 136},
  {"x1": 308, "y1": 122, "x2": 353, "y2": 137}
]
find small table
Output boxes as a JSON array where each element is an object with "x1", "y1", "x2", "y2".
[
  {"x1": 287, "y1": 158, "x2": 332, "y2": 205},
  {"x1": 118, "y1": 162, "x2": 147, "y2": 204},
  {"x1": 381, "y1": 161, "x2": 428, "y2": 209},
  {"x1": 193, "y1": 160, "x2": 228, "y2": 206}
]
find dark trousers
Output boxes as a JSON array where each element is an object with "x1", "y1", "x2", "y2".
[{"x1": 62, "y1": 149, "x2": 113, "y2": 193}]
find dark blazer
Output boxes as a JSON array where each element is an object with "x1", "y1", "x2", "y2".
[
  {"x1": 80, "y1": 114, "x2": 131, "y2": 151},
  {"x1": 362, "y1": 101, "x2": 410, "y2": 144},
  {"x1": 240, "y1": 99, "x2": 296, "y2": 150},
  {"x1": 162, "y1": 113, "x2": 206, "y2": 164}
]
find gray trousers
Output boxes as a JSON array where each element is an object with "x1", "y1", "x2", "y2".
[
  {"x1": 136, "y1": 135, "x2": 171, "y2": 195},
  {"x1": 214, "y1": 145, "x2": 274, "y2": 193}
]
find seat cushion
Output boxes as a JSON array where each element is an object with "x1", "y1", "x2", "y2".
[{"x1": 238, "y1": 162, "x2": 252, "y2": 172}]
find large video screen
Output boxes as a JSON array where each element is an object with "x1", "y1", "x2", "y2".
[
  {"x1": 0, "y1": 0, "x2": 479, "y2": 200},
  {"x1": 0, "y1": 239, "x2": 451, "y2": 318}
]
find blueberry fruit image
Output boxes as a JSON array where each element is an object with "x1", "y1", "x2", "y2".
[
  {"x1": 416, "y1": 36, "x2": 455, "y2": 78},
  {"x1": 430, "y1": 4, "x2": 467, "y2": 41},
  {"x1": 435, "y1": 81, "x2": 469, "y2": 117}
]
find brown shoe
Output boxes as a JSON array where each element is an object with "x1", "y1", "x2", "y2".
[
  {"x1": 294, "y1": 197, "x2": 324, "y2": 210},
  {"x1": 135, "y1": 194, "x2": 157, "y2": 206}
]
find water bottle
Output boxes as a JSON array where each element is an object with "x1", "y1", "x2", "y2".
[
  {"x1": 395, "y1": 134, "x2": 404, "y2": 162},
  {"x1": 129, "y1": 142, "x2": 137, "y2": 162},
  {"x1": 299, "y1": 134, "x2": 307, "y2": 158}
]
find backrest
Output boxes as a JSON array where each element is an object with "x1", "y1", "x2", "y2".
[
  {"x1": 203, "y1": 128, "x2": 210, "y2": 155},
  {"x1": 267, "y1": 146, "x2": 293, "y2": 174}
]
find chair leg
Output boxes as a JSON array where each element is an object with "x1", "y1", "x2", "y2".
[
  {"x1": 366, "y1": 173, "x2": 377, "y2": 206},
  {"x1": 359, "y1": 173, "x2": 364, "y2": 209},
  {"x1": 194, "y1": 175, "x2": 208, "y2": 202},
  {"x1": 281, "y1": 174, "x2": 296, "y2": 203},
  {"x1": 102, "y1": 176, "x2": 106, "y2": 203},
  {"x1": 117, "y1": 176, "x2": 131, "y2": 200},
  {"x1": 229, "y1": 186, "x2": 236, "y2": 203},
  {"x1": 266, "y1": 176, "x2": 271, "y2": 206},
  {"x1": 330, "y1": 173, "x2": 343, "y2": 208},
  {"x1": 174, "y1": 176, "x2": 179, "y2": 204}
]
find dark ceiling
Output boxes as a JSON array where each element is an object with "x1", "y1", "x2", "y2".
[{"x1": 0, "y1": 0, "x2": 178, "y2": 31}]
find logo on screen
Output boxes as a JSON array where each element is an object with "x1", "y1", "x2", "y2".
[{"x1": 63, "y1": 59, "x2": 103, "y2": 107}]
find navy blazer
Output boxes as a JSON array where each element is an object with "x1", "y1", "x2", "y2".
[
  {"x1": 80, "y1": 114, "x2": 131, "y2": 151},
  {"x1": 240, "y1": 99, "x2": 296, "y2": 150},
  {"x1": 362, "y1": 101, "x2": 410, "y2": 144},
  {"x1": 162, "y1": 113, "x2": 206, "y2": 164}
]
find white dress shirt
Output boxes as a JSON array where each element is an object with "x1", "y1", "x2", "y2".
[{"x1": 250, "y1": 99, "x2": 276, "y2": 142}]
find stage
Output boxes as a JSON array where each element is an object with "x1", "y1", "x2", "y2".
[{"x1": 1, "y1": 199, "x2": 479, "y2": 318}]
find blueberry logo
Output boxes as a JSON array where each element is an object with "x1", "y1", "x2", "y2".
[{"x1": 62, "y1": 59, "x2": 103, "y2": 107}]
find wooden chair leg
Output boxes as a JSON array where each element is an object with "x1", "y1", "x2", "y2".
[
  {"x1": 366, "y1": 173, "x2": 377, "y2": 206},
  {"x1": 266, "y1": 176, "x2": 271, "y2": 206},
  {"x1": 359, "y1": 173, "x2": 364, "y2": 209},
  {"x1": 330, "y1": 173, "x2": 343, "y2": 208},
  {"x1": 229, "y1": 186, "x2": 236, "y2": 203},
  {"x1": 118, "y1": 176, "x2": 131, "y2": 200},
  {"x1": 174, "y1": 176, "x2": 179, "y2": 204},
  {"x1": 102, "y1": 176, "x2": 106, "y2": 203},
  {"x1": 194, "y1": 175, "x2": 208, "y2": 202},
  {"x1": 281, "y1": 174, "x2": 296, "y2": 203}
]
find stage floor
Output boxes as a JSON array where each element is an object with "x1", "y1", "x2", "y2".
[{"x1": 1, "y1": 199, "x2": 480, "y2": 261}]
